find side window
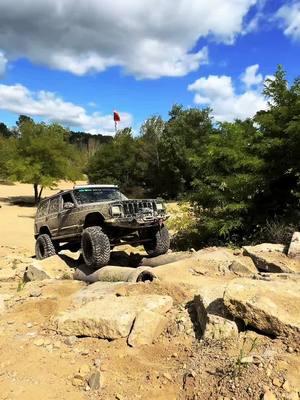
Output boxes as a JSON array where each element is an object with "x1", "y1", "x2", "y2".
[
  {"x1": 49, "y1": 197, "x2": 60, "y2": 214},
  {"x1": 37, "y1": 200, "x2": 49, "y2": 217},
  {"x1": 62, "y1": 192, "x2": 74, "y2": 206}
]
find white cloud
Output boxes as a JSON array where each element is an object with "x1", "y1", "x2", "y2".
[
  {"x1": 0, "y1": 0, "x2": 257, "y2": 78},
  {"x1": 188, "y1": 64, "x2": 268, "y2": 122},
  {"x1": 241, "y1": 64, "x2": 263, "y2": 88},
  {"x1": 0, "y1": 51, "x2": 8, "y2": 77},
  {"x1": 276, "y1": 2, "x2": 300, "y2": 41},
  {"x1": 0, "y1": 83, "x2": 132, "y2": 135}
]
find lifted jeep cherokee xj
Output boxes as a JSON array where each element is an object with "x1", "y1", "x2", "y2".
[{"x1": 34, "y1": 184, "x2": 170, "y2": 269}]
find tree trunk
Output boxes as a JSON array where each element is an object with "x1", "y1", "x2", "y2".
[
  {"x1": 38, "y1": 186, "x2": 44, "y2": 203},
  {"x1": 33, "y1": 183, "x2": 39, "y2": 204}
]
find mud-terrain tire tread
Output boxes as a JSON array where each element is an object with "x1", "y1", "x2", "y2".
[
  {"x1": 143, "y1": 225, "x2": 170, "y2": 257},
  {"x1": 35, "y1": 234, "x2": 56, "y2": 260},
  {"x1": 81, "y1": 226, "x2": 110, "y2": 269}
]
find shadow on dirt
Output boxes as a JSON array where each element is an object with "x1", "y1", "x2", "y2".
[{"x1": 0, "y1": 196, "x2": 37, "y2": 207}]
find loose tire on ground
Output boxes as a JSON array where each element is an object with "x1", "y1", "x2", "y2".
[
  {"x1": 35, "y1": 234, "x2": 56, "y2": 260},
  {"x1": 143, "y1": 225, "x2": 170, "y2": 257},
  {"x1": 81, "y1": 226, "x2": 110, "y2": 269}
]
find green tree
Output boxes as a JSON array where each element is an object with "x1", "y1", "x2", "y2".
[
  {"x1": 158, "y1": 105, "x2": 214, "y2": 198},
  {"x1": 11, "y1": 119, "x2": 82, "y2": 203},
  {"x1": 191, "y1": 120, "x2": 265, "y2": 241},
  {"x1": 254, "y1": 65, "x2": 300, "y2": 220},
  {"x1": 0, "y1": 136, "x2": 17, "y2": 180},
  {"x1": 0, "y1": 122, "x2": 11, "y2": 138},
  {"x1": 87, "y1": 128, "x2": 145, "y2": 193}
]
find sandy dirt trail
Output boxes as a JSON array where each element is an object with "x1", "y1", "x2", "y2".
[{"x1": 0, "y1": 182, "x2": 85, "y2": 253}]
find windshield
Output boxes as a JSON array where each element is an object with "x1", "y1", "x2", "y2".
[{"x1": 73, "y1": 188, "x2": 127, "y2": 204}]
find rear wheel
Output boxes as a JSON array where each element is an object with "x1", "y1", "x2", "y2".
[
  {"x1": 81, "y1": 226, "x2": 110, "y2": 269},
  {"x1": 35, "y1": 234, "x2": 56, "y2": 260},
  {"x1": 142, "y1": 225, "x2": 170, "y2": 257}
]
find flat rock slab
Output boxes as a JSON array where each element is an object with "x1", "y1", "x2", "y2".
[
  {"x1": 56, "y1": 294, "x2": 173, "y2": 339},
  {"x1": 72, "y1": 281, "x2": 132, "y2": 306},
  {"x1": 224, "y1": 278, "x2": 300, "y2": 338},
  {"x1": 288, "y1": 232, "x2": 300, "y2": 259},
  {"x1": 243, "y1": 250, "x2": 300, "y2": 273},
  {"x1": 243, "y1": 243, "x2": 285, "y2": 254}
]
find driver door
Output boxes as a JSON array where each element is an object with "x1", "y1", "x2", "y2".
[{"x1": 57, "y1": 192, "x2": 78, "y2": 237}]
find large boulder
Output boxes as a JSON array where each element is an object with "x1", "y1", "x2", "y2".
[
  {"x1": 194, "y1": 295, "x2": 238, "y2": 340},
  {"x1": 224, "y1": 278, "x2": 300, "y2": 338},
  {"x1": 243, "y1": 244, "x2": 300, "y2": 273},
  {"x1": 288, "y1": 232, "x2": 300, "y2": 259},
  {"x1": 55, "y1": 294, "x2": 173, "y2": 340},
  {"x1": 127, "y1": 310, "x2": 168, "y2": 347},
  {"x1": 24, "y1": 255, "x2": 74, "y2": 281}
]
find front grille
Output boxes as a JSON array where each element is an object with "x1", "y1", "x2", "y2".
[{"x1": 122, "y1": 200, "x2": 156, "y2": 217}]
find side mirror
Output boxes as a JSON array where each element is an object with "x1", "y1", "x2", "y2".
[{"x1": 63, "y1": 202, "x2": 74, "y2": 210}]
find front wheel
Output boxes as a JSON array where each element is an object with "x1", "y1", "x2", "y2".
[
  {"x1": 142, "y1": 225, "x2": 170, "y2": 257},
  {"x1": 81, "y1": 226, "x2": 110, "y2": 269},
  {"x1": 35, "y1": 234, "x2": 56, "y2": 260}
]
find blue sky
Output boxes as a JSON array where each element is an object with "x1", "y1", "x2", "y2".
[{"x1": 0, "y1": 0, "x2": 299, "y2": 135}]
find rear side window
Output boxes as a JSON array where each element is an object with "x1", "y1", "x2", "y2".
[
  {"x1": 37, "y1": 200, "x2": 49, "y2": 217},
  {"x1": 49, "y1": 197, "x2": 60, "y2": 214}
]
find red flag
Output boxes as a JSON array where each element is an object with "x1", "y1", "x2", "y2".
[{"x1": 113, "y1": 111, "x2": 121, "y2": 122}]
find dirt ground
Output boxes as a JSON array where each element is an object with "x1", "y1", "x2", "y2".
[{"x1": 0, "y1": 183, "x2": 299, "y2": 400}]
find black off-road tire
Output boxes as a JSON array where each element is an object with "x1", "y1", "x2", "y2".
[
  {"x1": 35, "y1": 234, "x2": 56, "y2": 260},
  {"x1": 81, "y1": 226, "x2": 110, "y2": 269},
  {"x1": 143, "y1": 225, "x2": 170, "y2": 257}
]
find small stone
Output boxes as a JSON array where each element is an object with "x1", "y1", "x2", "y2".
[
  {"x1": 272, "y1": 378, "x2": 282, "y2": 388},
  {"x1": 72, "y1": 377, "x2": 84, "y2": 387},
  {"x1": 263, "y1": 389, "x2": 277, "y2": 400},
  {"x1": 29, "y1": 289, "x2": 42, "y2": 297},
  {"x1": 94, "y1": 359, "x2": 101, "y2": 368},
  {"x1": 88, "y1": 370, "x2": 101, "y2": 390},
  {"x1": 46, "y1": 344, "x2": 53, "y2": 352},
  {"x1": 81, "y1": 350, "x2": 89, "y2": 356},
  {"x1": 162, "y1": 372, "x2": 172, "y2": 382},
  {"x1": 26, "y1": 323, "x2": 33, "y2": 328},
  {"x1": 171, "y1": 353, "x2": 178, "y2": 358},
  {"x1": 287, "y1": 347, "x2": 294, "y2": 353},
  {"x1": 266, "y1": 368, "x2": 272, "y2": 377},
  {"x1": 7, "y1": 321, "x2": 15, "y2": 325},
  {"x1": 64, "y1": 336, "x2": 77, "y2": 346},
  {"x1": 33, "y1": 338, "x2": 44, "y2": 347},
  {"x1": 115, "y1": 394, "x2": 124, "y2": 400},
  {"x1": 53, "y1": 341, "x2": 61, "y2": 349},
  {"x1": 282, "y1": 380, "x2": 291, "y2": 392},
  {"x1": 240, "y1": 356, "x2": 253, "y2": 364}
]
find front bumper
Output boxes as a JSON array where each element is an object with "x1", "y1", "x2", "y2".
[{"x1": 105, "y1": 214, "x2": 169, "y2": 229}]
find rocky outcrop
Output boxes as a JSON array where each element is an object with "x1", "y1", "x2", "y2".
[
  {"x1": 224, "y1": 278, "x2": 300, "y2": 338},
  {"x1": 24, "y1": 255, "x2": 74, "y2": 281},
  {"x1": 243, "y1": 244, "x2": 300, "y2": 273},
  {"x1": 55, "y1": 294, "x2": 173, "y2": 340},
  {"x1": 288, "y1": 232, "x2": 300, "y2": 259}
]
